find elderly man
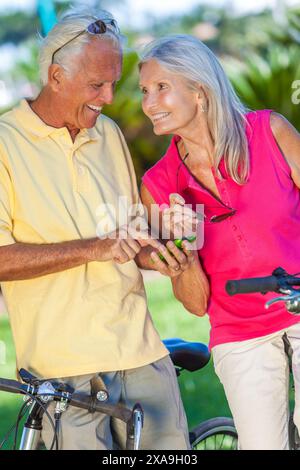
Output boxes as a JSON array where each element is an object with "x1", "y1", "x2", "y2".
[{"x1": 0, "y1": 8, "x2": 190, "y2": 449}]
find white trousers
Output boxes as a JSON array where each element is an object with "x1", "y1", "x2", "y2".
[{"x1": 212, "y1": 321, "x2": 300, "y2": 450}]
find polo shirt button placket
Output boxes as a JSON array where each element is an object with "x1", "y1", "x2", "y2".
[
  {"x1": 75, "y1": 155, "x2": 89, "y2": 194},
  {"x1": 77, "y1": 165, "x2": 84, "y2": 176},
  {"x1": 220, "y1": 186, "x2": 231, "y2": 208},
  {"x1": 233, "y1": 229, "x2": 251, "y2": 259}
]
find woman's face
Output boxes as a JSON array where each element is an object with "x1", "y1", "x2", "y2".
[{"x1": 139, "y1": 59, "x2": 201, "y2": 137}]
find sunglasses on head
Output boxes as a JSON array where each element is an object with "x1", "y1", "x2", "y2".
[{"x1": 51, "y1": 18, "x2": 120, "y2": 64}]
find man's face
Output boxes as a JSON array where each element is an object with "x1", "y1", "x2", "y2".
[{"x1": 57, "y1": 38, "x2": 122, "y2": 131}]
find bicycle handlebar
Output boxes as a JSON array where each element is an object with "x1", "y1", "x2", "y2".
[
  {"x1": 69, "y1": 393, "x2": 132, "y2": 422},
  {"x1": 226, "y1": 275, "x2": 279, "y2": 295},
  {"x1": 0, "y1": 377, "x2": 132, "y2": 423},
  {"x1": 226, "y1": 267, "x2": 300, "y2": 296},
  {"x1": 0, "y1": 378, "x2": 24, "y2": 395}
]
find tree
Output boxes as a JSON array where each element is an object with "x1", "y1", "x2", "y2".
[{"x1": 225, "y1": 7, "x2": 300, "y2": 130}]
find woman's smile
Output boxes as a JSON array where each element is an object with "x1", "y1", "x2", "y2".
[{"x1": 151, "y1": 112, "x2": 171, "y2": 123}]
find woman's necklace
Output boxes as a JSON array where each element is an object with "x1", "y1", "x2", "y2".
[{"x1": 176, "y1": 152, "x2": 189, "y2": 193}]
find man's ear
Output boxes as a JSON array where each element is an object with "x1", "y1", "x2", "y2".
[{"x1": 48, "y1": 64, "x2": 64, "y2": 92}]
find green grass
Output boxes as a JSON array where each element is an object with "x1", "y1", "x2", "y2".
[
  {"x1": 0, "y1": 315, "x2": 24, "y2": 448},
  {"x1": 0, "y1": 276, "x2": 230, "y2": 448}
]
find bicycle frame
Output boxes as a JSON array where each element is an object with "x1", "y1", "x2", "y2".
[{"x1": 19, "y1": 400, "x2": 44, "y2": 450}]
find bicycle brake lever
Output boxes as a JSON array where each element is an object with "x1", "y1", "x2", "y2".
[
  {"x1": 265, "y1": 292, "x2": 300, "y2": 309},
  {"x1": 133, "y1": 404, "x2": 144, "y2": 450}
]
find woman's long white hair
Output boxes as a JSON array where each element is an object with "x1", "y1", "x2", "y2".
[{"x1": 139, "y1": 35, "x2": 249, "y2": 185}]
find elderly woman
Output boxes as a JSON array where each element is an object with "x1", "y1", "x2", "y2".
[{"x1": 139, "y1": 34, "x2": 300, "y2": 450}]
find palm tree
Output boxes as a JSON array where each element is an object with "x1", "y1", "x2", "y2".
[{"x1": 224, "y1": 7, "x2": 300, "y2": 130}]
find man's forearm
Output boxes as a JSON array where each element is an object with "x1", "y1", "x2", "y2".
[{"x1": 0, "y1": 238, "x2": 101, "y2": 281}]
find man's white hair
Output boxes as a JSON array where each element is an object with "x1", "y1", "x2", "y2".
[{"x1": 39, "y1": 6, "x2": 122, "y2": 86}]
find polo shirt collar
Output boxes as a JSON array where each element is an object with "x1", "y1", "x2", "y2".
[{"x1": 15, "y1": 99, "x2": 98, "y2": 141}]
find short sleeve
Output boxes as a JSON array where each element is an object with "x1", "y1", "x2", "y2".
[
  {"x1": 104, "y1": 118, "x2": 147, "y2": 223},
  {"x1": 108, "y1": 118, "x2": 141, "y2": 206},
  {"x1": 142, "y1": 159, "x2": 173, "y2": 207},
  {"x1": 0, "y1": 157, "x2": 15, "y2": 246}
]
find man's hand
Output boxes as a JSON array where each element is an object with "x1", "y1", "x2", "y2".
[{"x1": 93, "y1": 226, "x2": 163, "y2": 264}]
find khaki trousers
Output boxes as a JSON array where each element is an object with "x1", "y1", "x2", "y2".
[
  {"x1": 212, "y1": 321, "x2": 300, "y2": 450},
  {"x1": 42, "y1": 355, "x2": 190, "y2": 450}
]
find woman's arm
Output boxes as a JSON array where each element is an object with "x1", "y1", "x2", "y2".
[
  {"x1": 140, "y1": 182, "x2": 210, "y2": 316},
  {"x1": 270, "y1": 112, "x2": 300, "y2": 188},
  {"x1": 171, "y1": 244, "x2": 210, "y2": 316}
]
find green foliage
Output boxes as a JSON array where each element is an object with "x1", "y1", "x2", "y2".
[
  {"x1": 10, "y1": 41, "x2": 40, "y2": 85},
  {"x1": 223, "y1": 7, "x2": 300, "y2": 130},
  {"x1": 226, "y1": 46, "x2": 300, "y2": 129},
  {"x1": 0, "y1": 12, "x2": 39, "y2": 45},
  {"x1": 265, "y1": 6, "x2": 300, "y2": 47}
]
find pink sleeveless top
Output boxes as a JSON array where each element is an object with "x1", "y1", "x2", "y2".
[{"x1": 142, "y1": 110, "x2": 300, "y2": 349}]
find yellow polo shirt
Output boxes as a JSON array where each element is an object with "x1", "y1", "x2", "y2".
[{"x1": 0, "y1": 99, "x2": 168, "y2": 378}]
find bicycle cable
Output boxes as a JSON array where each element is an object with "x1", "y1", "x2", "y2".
[
  {"x1": 13, "y1": 400, "x2": 30, "y2": 450},
  {"x1": 50, "y1": 414, "x2": 62, "y2": 451},
  {"x1": 0, "y1": 400, "x2": 29, "y2": 450},
  {"x1": 13, "y1": 392, "x2": 59, "y2": 451},
  {"x1": 0, "y1": 423, "x2": 18, "y2": 450},
  {"x1": 31, "y1": 394, "x2": 59, "y2": 451}
]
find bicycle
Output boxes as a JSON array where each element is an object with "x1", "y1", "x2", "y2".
[
  {"x1": 0, "y1": 338, "x2": 238, "y2": 450},
  {"x1": 0, "y1": 367, "x2": 144, "y2": 450},
  {"x1": 226, "y1": 266, "x2": 300, "y2": 450}
]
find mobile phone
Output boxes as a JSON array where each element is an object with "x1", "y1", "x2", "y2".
[{"x1": 157, "y1": 235, "x2": 196, "y2": 262}]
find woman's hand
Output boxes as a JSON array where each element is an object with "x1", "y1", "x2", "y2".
[
  {"x1": 162, "y1": 193, "x2": 198, "y2": 240},
  {"x1": 150, "y1": 239, "x2": 198, "y2": 277}
]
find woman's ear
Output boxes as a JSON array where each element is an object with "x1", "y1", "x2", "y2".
[
  {"x1": 196, "y1": 85, "x2": 206, "y2": 100},
  {"x1": 196, "y1": 86, "x2": 208, "y2": 112}
]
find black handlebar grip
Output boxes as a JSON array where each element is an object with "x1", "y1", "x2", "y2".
[
  {"x1": 226, "y1": 275, "x2": 279, "y2": 296},
  {"x1": 0, "y1": 378, "x2": 24, "y2": 394}
]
